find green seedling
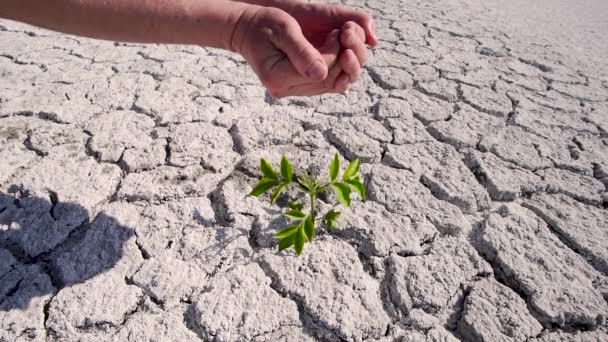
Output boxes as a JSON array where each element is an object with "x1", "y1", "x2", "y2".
[{"x1": 249, "y1": 154, "x2": 365, "y2": 256}]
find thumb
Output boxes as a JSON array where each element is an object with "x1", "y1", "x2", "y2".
[{"x1": 272, "y1": 19, "x2": 328, "y2": 81}]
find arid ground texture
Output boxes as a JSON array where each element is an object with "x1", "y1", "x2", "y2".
[{"x1": 1, "y1": 0, "x2": 607, "y2": 341}]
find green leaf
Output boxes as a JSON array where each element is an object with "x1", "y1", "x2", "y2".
[
  {"x1": 345, "y1": 177, "x2": 366, "y2": 201},
  {"x1": 343, "y1": 159, "x2": 360, "y2": 180},
  {"x1": 275, "y1": 225, "x2": 299, "y2": 239},
  {"x1": 329, "y1": 153, "x2": 340, "y2": 181},
  {"x1": 297, "y1": 179, "x2": 311, "y2": 192},
  {"x1": 270, "y1": 182, "x2": 289, "y2": 204},
  {"x1": 331, "y1": 182, "x2": 351, "y2": 207},
  {"x1": 280, "y1": 156, "x2": 293, "y2": 183},
  {"x1": 250, "y1": 178, "x2": 280, "y2": 197},
  {"x1": 303, "y1": 217, "x2": 315, "y2": 242},
  {"x1": 260, "y1": 158, "x2": 278, "y2": 180},
  {"x1": 278, "y1": 234, "x2": 295, "y2": 251},
  {"x1": 284, "y1": 209, "x2": 306, "y2": 221},
  {"x1": 288, "y1": 201, "x2": 303, "y2": 211},
  {"x1": 294, "y1": 226, "x2": 306, "y2": 256},
  {"x1": 323, "y1": 210, "x2": 341, "y2": 230}
]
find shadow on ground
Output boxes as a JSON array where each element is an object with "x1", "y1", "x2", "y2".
[{"x1": 0, "y1": 190, "x2": 134, "y2": 311}]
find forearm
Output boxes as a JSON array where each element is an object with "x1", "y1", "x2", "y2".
[
  {"x1": 0, "y1": 0, "x2": 257, "y2": 50},
  {"x1": 235, "y1": 0, "x2": 303, "y2": 10}
]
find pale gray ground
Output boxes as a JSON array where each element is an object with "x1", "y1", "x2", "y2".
[{"x1": 1, "y1": 0, "x2": 607, "y2": 341}]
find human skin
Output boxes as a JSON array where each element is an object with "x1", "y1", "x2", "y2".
[
  {"x1": 0, "y1": 0, "x2": 377, "y2": 97},
  {"x1": 237, "y1": 0, "x2": 378, "y2": 93}
]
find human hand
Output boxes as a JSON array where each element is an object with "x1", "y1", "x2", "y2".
[
  {"x1": 282, "y1": 2, "x2": 377, "y2": 85},
  {"x1": 231, "y1": 6, "x2": 349, "y2": 98}
]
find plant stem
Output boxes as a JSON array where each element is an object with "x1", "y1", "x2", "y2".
[{"x1": 309, "y1": 191, "x2": 316, "y2": 221}]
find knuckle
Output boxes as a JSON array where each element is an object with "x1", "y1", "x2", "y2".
[{"x1": 343, "y1": 21, "x2": 357, "y2": 30}]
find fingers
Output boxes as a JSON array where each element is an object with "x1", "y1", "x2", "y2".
[
  {"x1": 330, "y1": 7, "x2": 377, "y2": 46},
  {"x1": 318, "y1": 29, "x2": 342, "y2": 68},
  {"x1": 270, "y1": 14, "x2": 328, "y2": 81},
  {"x1": 339, "y1": 49, "x2": 361, "y2": 82},
  {"x1": 268, "y1": 28, "x2": 341, "y2": 90},
  {"x1": 271, "y1": 40, "x2": 361, "y2": 97},
  {"x1": 340, "y1": 21, "x2": 367, "y2": 65},
  {"x1": 333, "y1": 73, "x2": 351, "y2": 93},
  {"x1": 285, "y1": 61, "x2": 347, "y2": 97}
]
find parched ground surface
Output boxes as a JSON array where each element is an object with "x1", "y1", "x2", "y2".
[{"x1": 1, "y1": 0, "x2": 607, "y2": 341}]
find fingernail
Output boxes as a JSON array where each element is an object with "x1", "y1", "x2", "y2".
[
  {"x1": 368, "y1": 22, "x2": 377, "y2": 41},
  {"x1": 306, "y1": 60, "x2": 327, "y2": 80}
]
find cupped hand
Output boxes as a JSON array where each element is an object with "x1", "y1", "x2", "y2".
[
  {"x1": 283, "y1": 2, "x2": 377, "y2": 85},
  {"x1": 231, "y1": 6, "x2": 349, "y2": 98}
]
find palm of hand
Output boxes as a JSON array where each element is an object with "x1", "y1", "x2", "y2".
[
  {"x1": 233, "y1": 4, "x2": 375, "y2": 98},
  {"x1": 287, "y1": 3, "x2": 377, "y2": 47},
  {"x1": 234, "y1": 7, "x2": 345, "y2": 98}
]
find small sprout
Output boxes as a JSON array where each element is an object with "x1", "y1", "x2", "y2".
[
  {"x1": 323, "y1": 210, "x2": 341, "y2": 230},
  {"x1": 303, "y1": 217, "x2": 315, "y2": 241},
  {"x1": 288, "y1": 201, "x2": 303, "y2": 211},
  {"x1": 250, "y1": 178, "x2": 280, "y2": 197},
  {"x1": 345, "y1": 177, "x2": 366, "y2": 200},
  {"x1": 260, "y1": 158, "x2": 278, "y2": 180},
  {"x1": 329, "y1": 153, "x2": 340, "y2": 181},
  {"x1": 284, "y1": 209, "x2": 306, "y2": 220},
  {"x1": 250, "y1": 153, "x2": 365, "y2": 256},
  {"x1": 275, "y1": 225, "x2": 300, "y2": 239},
  {"x1": 331, "y1": 182, "x2": 351, "y2": 207},
  {"x1": 270, "y1": 183, "x2": 288, "y2": 204},
  {"x1": 280, "y1": 156, "x2": 293, "y2": 182},
  {"x1": 342, "y1": 159, "x2": 360, "y2": 180}
]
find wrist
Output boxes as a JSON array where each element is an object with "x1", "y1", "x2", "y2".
[{"x1": 225, "y1": 3, "x2": 261, "y2": 54}]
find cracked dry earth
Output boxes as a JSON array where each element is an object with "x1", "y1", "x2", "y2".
[{"x1": 1, "y1": 0, "x2": 608, "y2": 341}]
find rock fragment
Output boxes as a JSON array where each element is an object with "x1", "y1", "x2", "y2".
[
  {"x1": 337, "y1": 201, "x2": 437, "y2": 257},
  {"x1": 51, "y1": 202, "x2": 144, "y2": 285},
  {"x1": 368, "y1": 66, "x2": 414, "y2": 89},
  {"x1": 460, "y1": 84, "x2": 512, "y2": 117},
  {"x1": 387, "y1": 237, "x2": 492, "y2": 325},
  {"x1": 0, "y1": 263, "x2": 54, "y2": 342},
  {"x1": 168, "y1": 122, "x2": 239, "y2": 172},
  {"x1": 132, "y1": 252, "x2": 208, "y2": 306},
  {"x1": 188, "y1": 263, "x2": 302, "y2": 341},
  {"x1": 86, "y1": 73, "x2": 157, "y2": 111},
  {"x1": 259, "y1": 238, "x2": 390, "y2": 341},
  {"x1": 113, "y1": 301, "x2": 200, "y2": 342},
  {"x1": 392, "y1": 89, "x2": 453, "y2": 124},
  {"x1": 46, "y1": 271, "x2": 143, "y2": 339},
  {"x1": 374, "y1": 97, "x2": 435, "y2": 144},
  {"x1": 326, "y1": 116, "x2": 389, "y2": 163},
  {"x1": 117, "y1": 165, "x2": 223, "y2": 203},
  {"x1": 368, "y1": 165, "x2": 468, "y2": 235},
  {"x1": 417, "y1": 79, "x2": 459, "y2": 102},
  {"x1": 8, "y1": 154, "x2": 122, "y2": 217},
  {"x1": 427, "y1": 104, "x2": 504, "y2": 149},
  {"x1": 129, "y1": 197, "x2": 215, "y2": 258},
  {"x1": 383, "y1": 142, "x2": 490, "y2": 213},
  {"x1": 533, "y1": 329, "x2": 608, "y2": 342},
  {"x1": 476, "y1": 204, "x2": 607, "y2": 328},
  {"x1": 464, "y1": 150, "x2": 543, "y2": 201},
  {"x1": 478, "y1": 127, "x2": 553, "y2": 170},
  {"x1": 523, "y1": 194, "x2": 608, "y2": 274},
  {"x1": 0, "y1": 194, "x2": 88, "y2": 258},
  {"x1": 86, "y1": 110, "x2": 155, "y2": 163},
  {"x1": 538, "y1": 168, "x2": 605, "y2": 205},
  {"x1": 120, "y1": 139, "x2": 166, "y2": 172},
  {"x1": 458, "y1": 278, "x2": 543, "y2": 342}
]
